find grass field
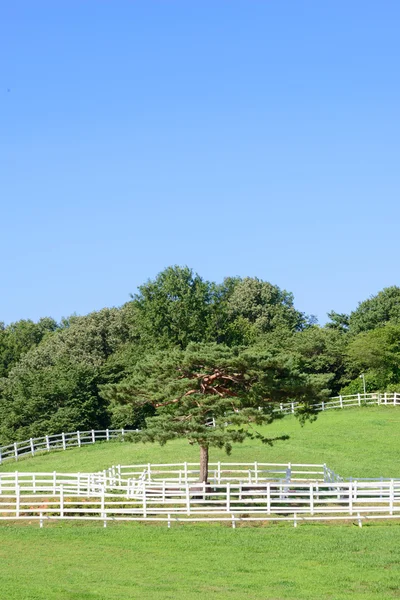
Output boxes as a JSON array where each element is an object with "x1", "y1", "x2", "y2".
[
  {"x1": 0, "y1": 522, "x2": 399, "y2": 600},
  {"x1": 0, "y1": 406, "x2": 399, "y2": 600},
  {"x1": 1, "y1": 406, "x2": 399, "y2": 478}
]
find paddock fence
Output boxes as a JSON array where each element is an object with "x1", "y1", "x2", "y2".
[
  {"x1": 0, "y1": 462, "x2": 335, "y2": 495},
  {"x1": 0, "y1": 477, "x2": 399, "y2": 527},
  {"x1": 102, "y1": 461, "x2": 333, "y2": 486},
  {"x1": 0, "y1": 392, "x2": 399, "y2": 465}
]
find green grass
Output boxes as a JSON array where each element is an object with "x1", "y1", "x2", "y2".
[
  {"x1": 1, "y1": 406, "x2": 399, "y2": 478},
  {"x1": 0, "y1": 522, "x2": 399, "y2": 600},
  {"x1": 0, "y1": 406, "x2": 399, "y2": 600}
]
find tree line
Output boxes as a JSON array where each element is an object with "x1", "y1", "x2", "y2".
[{"x1": 0, "y1": 266, "x2": 399, "y2": 450}]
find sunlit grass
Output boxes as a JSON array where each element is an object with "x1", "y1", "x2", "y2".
[
  {"x1": 0, "y1": 407, "x2": 399, "y2": 599},
  {"x1": 0, "y1": 406, "x2": 398, "y2": 479},
  {"x1": 0, "y1": 522, "x2": 399, "y2": 599}
]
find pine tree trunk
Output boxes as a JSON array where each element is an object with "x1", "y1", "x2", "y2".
[{"x1": 199, "y1": 445, "x2": 209, "y2": 483}]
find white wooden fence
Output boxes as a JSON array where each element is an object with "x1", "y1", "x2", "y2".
[
  {"x1": 0, "y1": 462, "x2": 334, "y2": 495},
  {"x1": 103, "y1": 461, "x2": 329, "y2": 485},
  {"x1": 0, "y1": 392, "x2": 398, "y2": 465},
  {"x1": 0, "y1": 461, "x2": 399, "y2": 526},
  {"x1": 276, "y1": 391, "x2": 400, "y2": 415},
  {"x1": 0, "y1": 428, "x2": 127, "y2": 464},
  {"x1": 1, "y1": 478, "x2": 399, "y2": 527}
]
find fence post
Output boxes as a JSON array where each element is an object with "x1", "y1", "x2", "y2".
[
  {"x1": 101, "y1": 486, "x2": 107, "y2": 527},
  {"x1": 358, "y1": 393, "x2": 361, "y2": 406},
  {"x1": 254, "y1": 462, "x2": 258, "y2": 484},
  {"x1": 121, "y1": 428, "x2": 125, "y2": 441},
  {"x1": 349, "y1": 481, "x2": 353, "y2": 516},
  {"x1": 62, "y1": 432, "x2": 66, "y2": 451},
  {"x1": 0, "y1": 447, "x2": 2, "y2": 465},
  {"x1": 106, "y1": 429, "x2": 110, "y2": 441},
  {"x1": 162, "y1": 480, "x2": 166, "y2": 503},
  {"x1": 291, "y1": 402, "x2": 295, "y2": 414},
  {"x1": 226, "y1": 482, "x2": 231, "y2": 512},
  {"x1": 309, "y1": 484, "x2": 314, "y2": 515},
  {"x1": 143, "y1": 484, "x2": 147, "y2": 518},
  {"x1": 16, "y1": 484, "x2": 20, "y2": 518},
  {"x1": 77, "y1": 431, "x2": 81, "y2": 447},
  {"x1": 91, "y1": 430, "x2": 95, "y2": 444},
  {"x1": 14, "y1": 442, "x2": 18, "y2": 461},
  {"x1": 394, "y1": 393, "x2": 397, "y2": 406},
  {"x1": 46, "y1": 435, "x2": 50, "y2": 452},
  {"x1": 186, "y1": 483, "x2": 190, "y2": 516},
  {"x1": 53, "y1": 471, "x2": 57, "y2": 495},
  {"x1": 30, "y1": 438, "x2": 35, "y2": 457},
  {"x1": 340, "y1": 395, "x2": 343, "y2": 409},
  {"x1": 390, "y1": 480, "x2": 394, "y2": 515},
  {"x1": 321, "y1": 401, "x2": 325, "y2": 411},
  {"x1": 217, "y1": 462, "x2": 221, "y2": 484},
  {"x1": 60, "y1": 484, "x2": 64, "y2": 518},
  {"x1": 267, "y1": 482, "x2": 271, "y2": 514}
]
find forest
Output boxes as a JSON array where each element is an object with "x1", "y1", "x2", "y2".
[{"x1": 0, "y1": 265, "x2": 399, "y2": 445}]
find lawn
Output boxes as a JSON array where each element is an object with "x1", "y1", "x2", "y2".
[
  {"x1": 0, "y1": 406, "x2": 399, "y2": 479},
  {"x1": 0, "y1": 406, "x2": 399, "y2": 600},
  {"x1": 0, "y1": 522, "x2": 399, "y2": 600}
]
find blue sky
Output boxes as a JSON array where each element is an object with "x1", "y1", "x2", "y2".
[{"x1": 1, "y1": 1, "x2": 399, "y2": 325}]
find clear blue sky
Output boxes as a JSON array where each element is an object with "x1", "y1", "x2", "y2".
[{"x1": 1, "y1": 1, "x2": 399, "y2": 325}]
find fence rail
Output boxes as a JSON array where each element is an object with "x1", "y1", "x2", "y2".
[
  {"x1": 276, "y1": 392, "x2": 399, "y2": 415},
  {"x1": 1, "y1": 479, "x2": 400, "y2": 527},
  {"x1": 103, "y1": 461, "x2": 328, "y2": 485},
  {"x1": 1, "y1": 392, "x2": 399, "y2": 465},
  {"x1": 0, "y1": 462, "x2": 336, "y2": 495}
]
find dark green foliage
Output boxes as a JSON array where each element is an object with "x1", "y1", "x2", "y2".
[
  {"x1": 326, "y1": 311, "x2": 350, "y2": 332},
  {"x1": 131, "y1": 266, "x2": 213, "y2": 348},
  {"x1": 0, "y1": 360, "x2": 105, "y2": 442},
  {"x1": 102, "y1": 342, "x2": 329, "y2": 479},
  {"x1": 225, "y1": 277, "x2": 311, "y2": 334},
  {"x1": 344, "y1": 323, "x2": 400, "y2": 390},
  {"x1": 130, "y1": 268, "x2": 311, "y2": 349},
  {"x1": 0, "y1": 267, "x2": 400, "y2": 445},
  {"x1": 0, "y1": 309, "x2": 130, "y2": 443},
  {"x1": 349, "y1": 286, "x2": 400, "y2": 335},
  {"x1": 0, "y1": 317, "x2": 58, "y2": 377},
  {"x1": 289, "y1": 326, "x2": 349, "y2": 395}
]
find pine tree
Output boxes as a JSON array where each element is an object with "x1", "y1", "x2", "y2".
[{"x1": 102, "y1": 342, "x2": 327, "y2": 482}]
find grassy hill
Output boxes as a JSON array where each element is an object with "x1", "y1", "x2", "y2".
[
  {"x1": 1, "y1": 406, "x2": 399, "y2": 479},
  {"x1": 0, "y1": 406, "x2": 399, "y2": 600}
]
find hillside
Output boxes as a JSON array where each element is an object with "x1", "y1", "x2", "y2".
[{"x1": 1, "y1": 406, "x2": 398, "y2": 479}]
